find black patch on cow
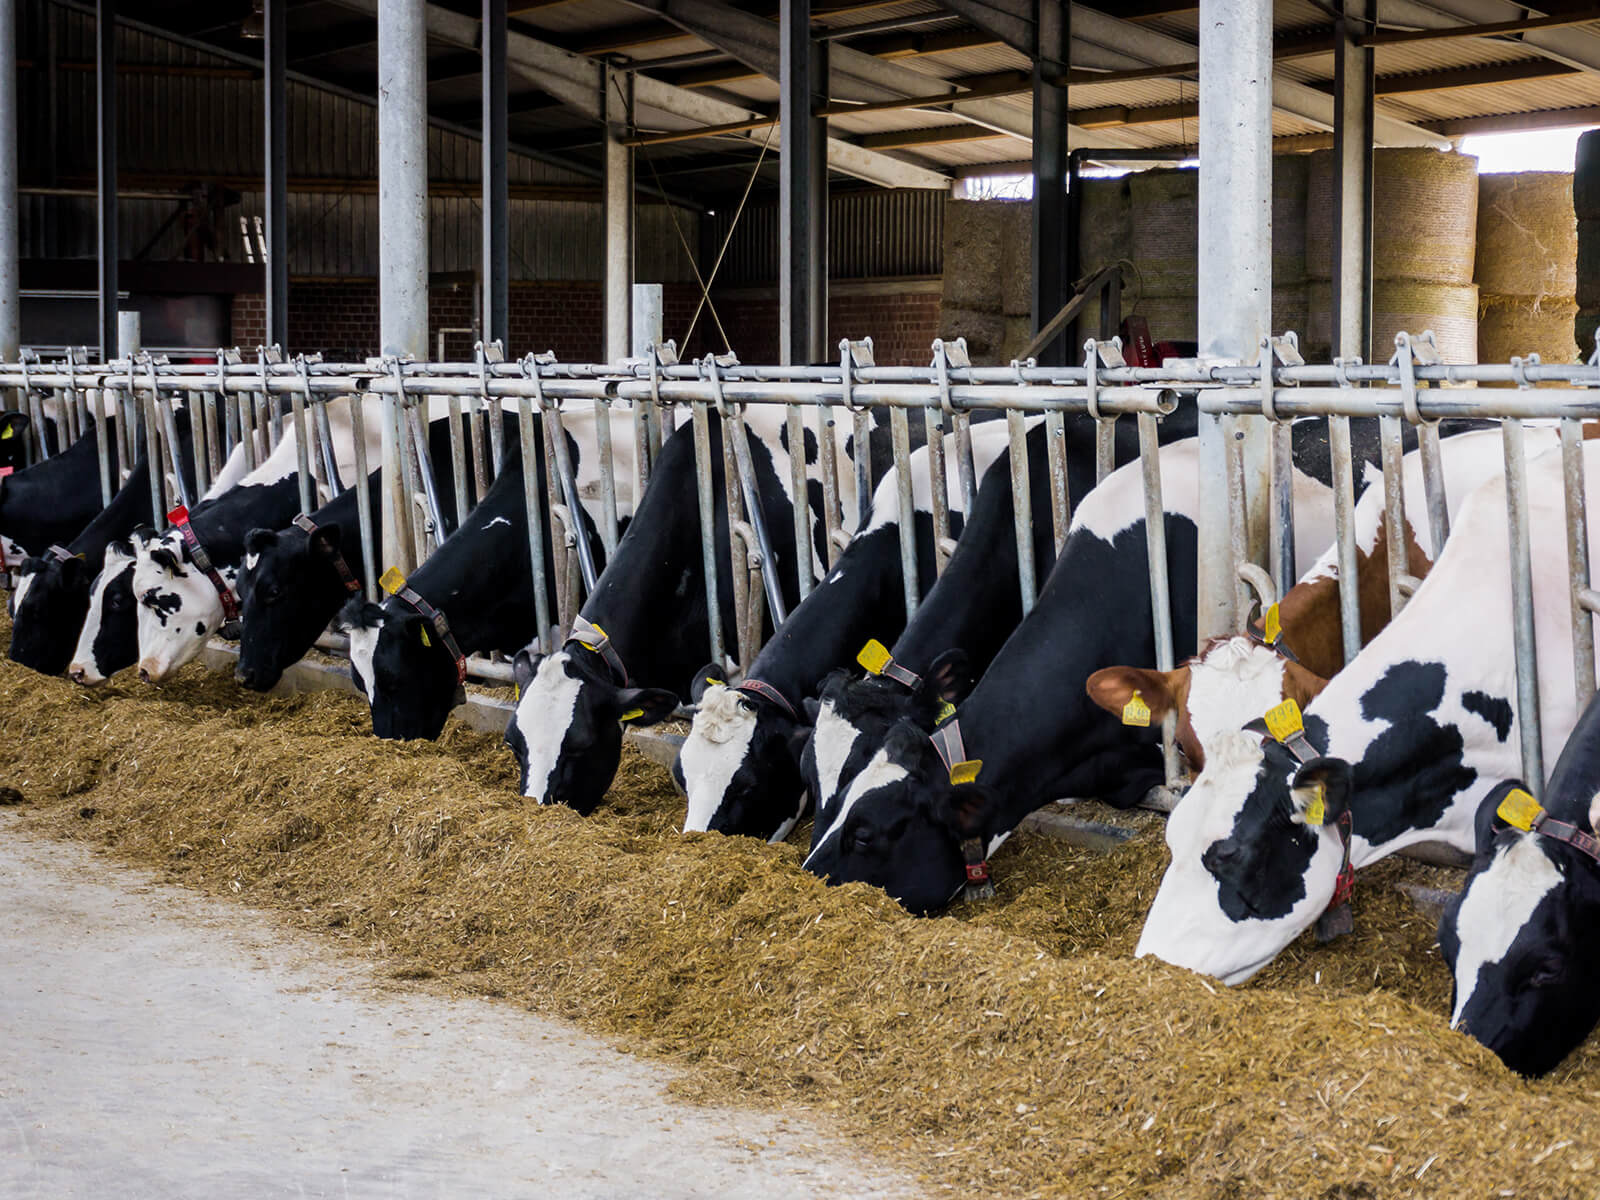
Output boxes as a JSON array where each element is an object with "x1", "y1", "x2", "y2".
[
  {"x1": 140, "y1": 587, "x2": 183, "y2": 628},
  {"x1": 194, "y1": 620, "x2": 207, "y2": 637},
  {"x1": 1464, "y1": 690, "x2": 1514, "y2": 742},
  {"x1": 803, "y1": 426, "x2": 818, "y2": 465}
]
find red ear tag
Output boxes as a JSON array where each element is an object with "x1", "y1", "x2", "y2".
[
  {"x1": 167, "y1": 505, "x2": 190, "y2": 526},
  {"x1": 0, "y1": 467, "x2": 14, "y2": 479}
]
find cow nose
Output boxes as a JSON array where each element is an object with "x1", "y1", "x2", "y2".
[
  {"x1": 67, "y1": 666, "x2": 85, "y2": 684},
  {"x1": 138, "y1": 668, "x2": 151, "y2": 683}
]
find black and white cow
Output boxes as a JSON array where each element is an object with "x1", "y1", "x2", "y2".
[
  {"x1": 506, "y1": 405, "x2": 867, "y2": 815},
  {"x1": 801, "y1": 435, "x2": 1342, "y2": 915},
  {"x1": 0, "y1": 418, "x2": 108, "y2": 555},
  {"x1": 0, "y1": 410, "x2": 47, "y2": 470},
  {"x1": 341, "y1": 405, "x2": 633, "y2": 741},
  {"x1": 673, "y1": 420, "x2": 1012, "y2": 842},
  {"x1": 9, "y1": 409, "x2": 200, "y2": 676},
  {"x1": 65, "y1": 538, "x2": 140, "y2": 686},
  {"x1": 1438, "y1": 691, "x2": 1600, "y2": 1076},
  {"x1": 800, "y1": 408, "x2": 1204, "y2": 839},
  {"x1": 234, "y1": 414, "x2": 476, "y2": 692},
  {"x1": 1141, "y1": 440, "x2": 1600, "y2": 986}
]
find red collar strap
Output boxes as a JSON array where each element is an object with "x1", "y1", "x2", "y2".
[
  {"x1": 1517, "y1": 805, "x2": 1600, "y2": 864},
  {"x1": 389, "y1": 582, "x2": 468, "y2": 684},
  {"x1": 292, "y1": 514, "x2": 361, "y2": 596},
  {"x1": 167, "y1": 505, "x2": 240, "y2": 622},
  {"x1": 735, "y1": 678, "x2": 797, "y2": 720},
  {"x1": 568, "y1": 614, "x2": 630, "y2": 687},
  {"x1": 929, "y1": 719, "x2": 966, "y2": 775}
]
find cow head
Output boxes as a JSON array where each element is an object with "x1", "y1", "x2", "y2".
[
  {"x1": 675, "y1": 671, "x2": 813, "y2": 841},
  {"x1": 338, "y1": 597, "x2": 465, "y2": 741},
  {"x1": 803, "y1": 717, "x2": 1006, "y2": 916},
  {"x1": 8, "y1": 549, "x2": 95, "y2": 675},
  {"x1": 1438, "y1": 781, "x2": 1600, "y2": 1076},
  {"x1": 132, "y1": 529, "x2": 235, "y2": 683},
  {"x1": 504, "y1": 645, "x2": 677, "y2": 814},
  {"x1": 801, "y1": 650, "x2": 972, "y2": 831},
  {"x1": 0, "y1": 412, "x2": 32, "y2": 470},
  {"x1": 67, "y1": 544, "x2": 138, "y2": 686},
  {"x1": 1087, "y1": 637, "x2": 1328, "y2": 771},
  {"x1": 236, "y1": 521, "x2": 352, "y2": 692},
  {"x1": 1136, "y1": 728, "x2": 1354, "y2": 984}
]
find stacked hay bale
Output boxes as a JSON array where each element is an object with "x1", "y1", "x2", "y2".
[
  {"x1": 1476, "y1": 172, "x2": 1578, "y2": 373},
  {"x1": 1304, "y1": 148, "x2": 1479, "y2": 364},
  {"x1": 1576, "y1": 130, "x2": 1600, "y2": 358}
]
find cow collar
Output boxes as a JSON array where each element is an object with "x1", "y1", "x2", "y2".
[
  {"x1": 45, "y1": 545, "x2": 78, "y2": 565},
  {"x1": 734, "y1": 677, "x2": 798, "y2": 720},
  {"x1": 926, "y1": 718, "x2": 994, "y2": 903},
  {"x1": 292, "y1": 514, "x2": 361, "y2": 596},
  {"x1": 568, "y1": 614, "x2": 630, "y2": 687},
  {"x1": 379, "y1": 566, "x2": 468, "y2": 685},
  {"x1": 1254, "y1": 698, "x2": 1354, "y2": 941},
  {"x1": 1496, "y1": 786, "x2": 1600, "y2": 866},
  {"x1": 167, "y1": 505, "x2": 240, "y2": 623}
]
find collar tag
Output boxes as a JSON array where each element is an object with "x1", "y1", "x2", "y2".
[
  {"x1": 1264, "y1": 603, "x2": 1282, "y2": 644},
  {"x1": 1263, "y1": 697, "x2": 1305, "y2": 743},
  {"x1": 857, "y1": 639, "x2": 892, "y2": 675},
  {"x1": 1497, "y1": 786, "x2": 1545, "y2": 832},
  {"x1": 1122, "y1": 690, "x2": 1151, "y2": 727},
  {"x1": 1302, "y1": 782, "x2": 1327, "y2": 826},
  {"x1": 949, "y1": 758, "x2": 982, "y2": 785},
  {"x1": 0, "y1": 466, "x2": 13, "y2": 479},
  {"x1": 167, "y1": 504, "x2": 191, "y2": 527},
  {"x1": 379, "y1": 566, "x2": 407, "y2": 595}
]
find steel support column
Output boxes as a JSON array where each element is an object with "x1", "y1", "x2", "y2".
[
  {"x1": 0, "y1": 0, "x2": 19, "y2": 379},
  {"x1": 378, "y1": 0, "x2": 429, "y2": 572},
  {"x1": 1031, "y1": 0, "x2": 1069, "y2": 366},
  {"x1": 482, "y1": 0, "x2": 508, "y2": 348},
  {"x1": 779, "y1": 0, "x2": 826, "y2": 365},
  {"x1": 96, "y1": 0, "x2": 117, "y2": 363},
  {"x1": 1332, "y1": 0, "x2": 1373, "y2": 363},
  {"x1": 1196, "y1": 0, "x2": 1273, "y2": 642},
  {"x1": 264, "y1": 0, "x2": 288, "y2": 347},
  {"x1": 603, "y1": 64, "x2": 633, "y2": 364}
]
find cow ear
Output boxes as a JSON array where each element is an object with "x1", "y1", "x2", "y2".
[
  {"x1": 316, "y1": 522, "x2": 343, "y2": 552},
  {"x1": 148, "y1": 545, "x2": 183, "y2": 575},
  {"x1": 787, "y1": 722, "x2": 813, "y2": 761},
  {"x1": 1290, "y1": 756, "x2": 1352, "y2": 827},
  {"x1": 802, "y1": 695, "x2": 821, "y2": 724},
  {"x1": 513, "y1": 647, "x2": 542, "y2": 693},
  {"x1": 1477, "y1": 781, "x2": 1526, "y2": 853},
  {"x1": 0, "y1": 411, "x2": 30, "y2": 442},
  {"x1": 1282, "y1": 661, "x2": 1330, "y2": 710},
  {"x1": 337, "y1": 595, "x2": 385, "y2": 631},
  {"x1": 1590, "y1": 789, "x2": 1600, "y2": 838},
  {"x1": 689, "y1": 662, "x2": 727, "y2": 704},
  {"x1": 614, "y1": 687, "x2": 678, "y2": 726},
  {"x1": 244, "y1": 528, "x2": 278, "y2": 557},
  {"x1": 922, "y1": 648, "x2": 971, "y2": 704},
  {"x1": 936, "y1": 781, "x2": 1000, "y2": 841},
  {"x1": 1085, "y1": 665, "x2": 1181, "y2": 725}
]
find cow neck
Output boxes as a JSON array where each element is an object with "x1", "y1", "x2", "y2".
[
  {"x1": 390, "y1": 495, "x2": 532, "y2": 657},
  {"x1": 74, "y1": 415, "x2": 199, "y2": 566},
  {"x1": 1527, "y1": 690, "x2": 1600, "y2": 829},
  {"x1": 0, "y1": 423, "x2": 106, "y2": 550}
]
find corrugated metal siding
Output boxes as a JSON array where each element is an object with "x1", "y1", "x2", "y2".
[{"x1": 705, "y1": 189, "x2": 943, "y2": 285}]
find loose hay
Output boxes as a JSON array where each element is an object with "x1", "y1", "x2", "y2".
[{"x1": 4, "y1": 651, "x2": 1600, "y2": 1196}]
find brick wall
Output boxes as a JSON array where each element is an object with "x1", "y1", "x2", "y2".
[{"x1": 229, "y1": 278, "x2": 940, "y2": 366}]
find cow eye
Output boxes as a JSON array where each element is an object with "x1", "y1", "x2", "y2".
[
  {"x1": 1527, "y1": 958, "x2": 1565, "y2": 989},
  {"x1": 258, "y1": 585, "x2": 281, "y2": 605},
  {"x1": 107, "y1": 591, "x2": 128, "y2": 611}
]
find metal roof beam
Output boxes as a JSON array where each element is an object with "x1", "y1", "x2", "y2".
[{"x1": 1378, "y1": 0, "x2": 1600, "y2": 76}]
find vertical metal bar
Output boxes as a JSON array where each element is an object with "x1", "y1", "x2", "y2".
[
  {"x1": 348, "y1": 395, "x2": 378, "y2": 602},
  {"x1": 923, "y1": 405, "x2": 952, "y2": 571},
  {"x1": 1417, "y1": 420, "x2": 1451, "y2": 560},
  {"x1": 1138, "y1": 411, "x2": 1180, "y2": 788},
  {"x1": 400, "y1": 396, "x2": 425, "y2": 561},
  {"x1": 1007, "y1": 409, "x2": 1036, "y2": 616},
  {"x1": 780, "y1": 0, "x2": 826, "y2": 365},
  {"x1": 721, "y1": 397, "x2": 788, "y2": 629},
  {"x1": 0, "y1": 0, "x2": 18, "y2": 394},
  {"x1": 481, "y1": 0, "x2": 508, "y2": 349},
  {"x1": 116, "y1": 312, "x2": 138, "y2": 477},
  {"x1": 852, "y1": 407, "x2": 872, "y2": 527},
  {"x1": 469, "y1": 396, "x2": 490, "y2": 502},
  {"x1": 192, "y1": 380, "x2": 211, "y2": 496},
  {"x1": 788, "y1": 404, "x2": 814, "y2": 599},
  {"x1": 889, "y1": 405, "x2": 919, "y2": 616},
  {"x1": 446, "y1": 394, "x2": 470, "y2": 520},
  {"x1": 1095, "y1": 417, "x2": 1116, "y2": 484},
  {"x1": 532, "y1": 362, "x2": 599, "y2": 593},
  {"x1": 406, "y1": 404, "x2": 447, "y2": 550},
  {"x1": 1379, "y1": 413, "x2": 1408, "y2": 620},
  {"x1": 720, "y1": 408, "x2": 750, "y2": 666},
  {"x1": 1562, "y1": 418, "x2": 1596, "y2": 710},
  {"x1": 1332, "y1": 0, "x2": 1375, "y2": 363},
  {"x1": 487, "y1": 383, "x2": 506, "y2": 475},
  {"x1": 142, "y1": 383, "x2": 164, "y2": 525},
  {"x1": 1503, "y1": 418, "x2": 1545, "y2": 790},
  {"x1": 1045, "y1": 411, "x2": 1070, "y2": 554},
  {"x1": 313, "y1": 399, "x2": 343, "y2": 495},
  {"x1": 603, "y1": 65, "x2": 633, "y2": 364},
  {"x1": 1031, "y1": 0, "x2": 1069, "y2": 367},
  {"x1": 264, "y1": 0, "x2": 288, "y2": 347},
  {"x1": 816, "y1": 396, "x2": 842, "y2": 568},
  {"x1": 692, "y1": 401, "x2": 725, "y2": 668},
  {"x1": 1328, "y1": 414, "x2": 1361, "y2": 663},
  {"x1": 290, "y1": 364, "x2": 313, "y2": 514},
  {"x1": 1225, "y1": 415, "x2": 1251, "y2": 625},
  {"x1": 1269, "y1": 419, "x2": 1295, "y2": 598},
  {"x1": 96, "y1": 0, "x2": 117, "y2": 364},
  {"x1": 95, "y1": 387, "x2": 113, "y2": 506},
  {"x1": 593, "y1": 398, "x2": 619, "y2": 556},
  {"x1": 517, "y1": 394, "x2": 552, "y2": 655}
]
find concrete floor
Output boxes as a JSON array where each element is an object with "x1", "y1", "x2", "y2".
[{"x1": 0, "y1": 817, "x2": 913, "y2": 1200}]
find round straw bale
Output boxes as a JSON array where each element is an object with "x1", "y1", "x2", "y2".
[
  {"x1": 1306, "y1": 278, "x2": 1480, "y2": 365},
  {"x1": 1077, "y1": 175, "x2": 1131, "y2": 277},
  {"x1": 1574, "y1": 129, "x2": 1600, "y2": 219},
  {"x1": 1001, "y1": 201, "x2": 1033, "y2": 317},
  {"x1": 1475, "y1": 173, "x2": 1576, "y2": 299},
  {"x1": 1478, "y1": 296, "x2": 1580, "y2": 372},
  {"x1": 1306, "y1": 148, "x2": 1479, "y2": 284},
  {"x1": 1273, "y1": 153, "x2": 1310, "y2": 285},
  {"x1": 942, "y1": 198, "x2": 1005, "y2": 310},
  {"x1": 1576, "y1": 220, "x2": 1600, "y2": 308},
  {"x1": 1129, "y1": 168, "x2": 1199, "y2": 295},
  {"x1": 937, "y1": 304, "x2": 1006, "y2": 363}
]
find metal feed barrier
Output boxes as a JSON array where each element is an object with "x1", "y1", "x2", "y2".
[{"x1": 2, "y1": 329, "x2": 1599, "y2": 799}]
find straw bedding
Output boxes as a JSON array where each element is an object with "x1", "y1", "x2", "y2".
[{"x1": 3, "y1": 647, "x2": 1600, "y2": 1196}]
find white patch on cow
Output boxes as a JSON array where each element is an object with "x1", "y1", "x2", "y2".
[
  {"x1": 133, "y1": 532, "x2": 227, "y2": 682},
  {"x1": 244, "y1": 551, "x2": 260, "y2": 572},
  {"x1": 1072, "y1": 439, "x2": 1203, "y2": 542},
  {"x1": 483, "y1": 516, "x2": 511, "y2": 530},
  {"x1": 1137, "y1": 730, "x2": 1344, "y2": 986},
  {"x1": 345, "y1": 618, "x2": 383, "y2": 703},
  {"x1": 680, "y1": 685, "x2": 759, "y2": 832},
  {"x1": 1, "y1": 536, "x2": 26, "y2": 569},
  {"x1": 10, "y1": 570, "x2": 34, "y2": 616},
  {"x1": 803, "y1": 747, "x2": 908, "y2": 870},
  {"x1": 1450, "y1": 836, "x2": 1563, "y2": 1028},
  {"x1": 512, "y1": 651, "x2": 583, "y2": 803},
  {"x1": 69, "y1": 552, "x2": 134, "y2": 685},
  {"x1": 1183, "y1": 638, "x2": 1288, "y2": 759},
  {"x1": 809, "y1": 698, "x2": 862, "y2": 816}
]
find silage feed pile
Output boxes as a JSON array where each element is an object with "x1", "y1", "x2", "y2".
[{"x1": 4, "y1": 656, "x2": 1600, "y2": 1197}]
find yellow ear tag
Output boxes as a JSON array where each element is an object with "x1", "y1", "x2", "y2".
[
  {"x1": 857, "y1": 639, "x2": 891, "y2": 675},
  {"x1": 1263, "y1": 697, "x2": 1305, "y2": 742},
  {"x1": 619, "y1": 707, "x2": 644, "y2": 722},
  {"x1": 418, "y1": 625, "x2": 431, "y2": 648},
  {"x1": 1121, "y1": 690, "x2": 1151, "y2": 728},
  {"x1": 514, "y1": 683, "x2": 520, "y2": 701},
  {"x1": 2, "y1": 425, "x2": 15, "y2": 440},
  {"x1": 935, "y1": 700, "x2": 957, "y2": 726},
  {"x1": 705, "y1": 676, "x2": 725, "y2": 688},
  {"x1": 378, "y1": 566, "x2": 407, "y2": 595},
  {"x1": 1302, "y1": 782, "x2": 1327, "y2": 827},
  {"x1": 1264, "y1": 603, "x2": 1281, "y2": 644},
  {"x1": 949, "y1": 759, "x2": 982, "y2": 786},
  {"x1": 1497, "y1": 786, "x2": 1544, "y2": 833}
]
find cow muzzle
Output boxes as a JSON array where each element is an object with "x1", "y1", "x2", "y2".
[{"x1": 68, "y1": 662, "x2": 103, "y2": 687}]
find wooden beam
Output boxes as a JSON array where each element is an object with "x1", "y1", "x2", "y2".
[
  {"x1": 1371, "y1": 60, "x2": 1581, "y2": 96},
  {"x1": 858, "y1": 124, "x2": 1014, "y2": 148},
  {"x1": 1361, "y1": 8, "x2": 1600, "y2": 48},
  {"x1": 1421, "y1": 104, "x2": 1600, "y2": 136}
]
